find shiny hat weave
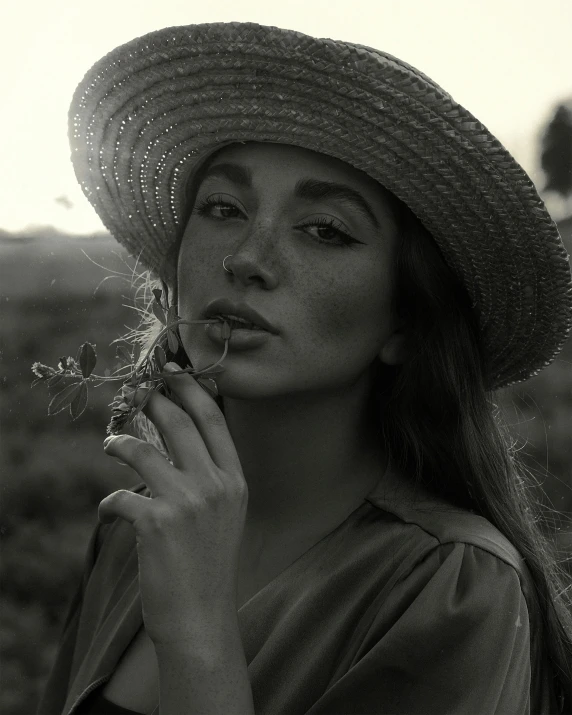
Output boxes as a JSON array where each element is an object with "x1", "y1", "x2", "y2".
[{"x1": 69, "y1": 21, "x2": 572, "y2": 391}]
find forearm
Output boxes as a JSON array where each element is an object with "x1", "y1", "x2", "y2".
[{"x1": 153, "y1": 611, "x2": 255, "y2": 715}]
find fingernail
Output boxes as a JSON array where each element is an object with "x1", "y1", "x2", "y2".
[
  {"x1": 197, "y1": 377, "x2": 218, "y2": 397},
  {"x1": 103, "y1": 436, "x2": 116, "y2": 447},
  {"x1": 163, "y1": 362, "x2": 179, "y2": 373}
]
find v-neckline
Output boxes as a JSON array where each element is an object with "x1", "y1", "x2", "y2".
[{"x1": 236, "y1": 461, "x2": 390, "y2": 613}]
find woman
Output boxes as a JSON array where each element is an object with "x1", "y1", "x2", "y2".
[{"x1": 37, "y1": 22, "x2": 572, "y2": 715}]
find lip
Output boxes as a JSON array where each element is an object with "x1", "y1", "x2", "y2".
[
  {"x1": 203, "y1": 298, "x2": 278, "y2": 334},
  {"x1": 205, "y1": 322, "x2": 273, "y2": 351}
]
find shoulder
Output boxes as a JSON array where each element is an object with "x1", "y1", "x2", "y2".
[
  {"x1": 361, "y1": 465, "x2": 539, "y2": 644},
  {"x1": 336, "y1": 473, "x2": 541, "y2": 715},
  {"x1": 365, "y1": 462, "x2": 525, "y2": 576}
]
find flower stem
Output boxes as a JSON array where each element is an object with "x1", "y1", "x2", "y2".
[{"x1": 86, "y1": 318, "x2": 226, "y2": 382}]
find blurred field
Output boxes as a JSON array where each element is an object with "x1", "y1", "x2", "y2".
[
  {"x1": 0, "y1": 233, "x2": 143, "y2": 715},
  {"x1": 1, "y1": 227, "x2": 571, "y2": 714}
]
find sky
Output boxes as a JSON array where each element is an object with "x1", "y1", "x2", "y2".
[{"x1": 1, "y1": 0, "x2": 571, "y2": 235}]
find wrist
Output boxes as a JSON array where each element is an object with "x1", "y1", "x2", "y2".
[
  {"x1": 148, "y1": 603, "x2": 239, "y2": 650},
  {"x1": 152, "y1": 610, "x2": 254, "y2": 715}
]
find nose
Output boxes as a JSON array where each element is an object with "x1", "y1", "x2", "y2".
[{"x1": 224, "y1": 222, "x2": 280, "y2": 290}]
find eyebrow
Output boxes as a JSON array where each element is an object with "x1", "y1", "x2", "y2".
[{"x1": 201, "y1": 162, "x2": 380, "y2": 230}]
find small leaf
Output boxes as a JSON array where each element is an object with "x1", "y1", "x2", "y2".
[
  {"x1": 154, "y1": 345, "x2": 167, "y2": 370},
  {"x1": 70, "y1": 381, "x2": 88, "y2": 420},
  {"x1": 58, "y1": 356, "x2": 77, "y2": 372},
  {"x1": 79, "y1": 342, "x2": 97, "y2": 378},
  {"x1": 131, "y1": 344, "x2": 141, "y2": 364},
  {"x1": 152, "y1": 288, "x2": 163, "y2": 304},
  {"x1": 115, "y1": 402, "x2": 133, "y2": 413},
  {"x1": 196, "y1": 377, "x2": 218, "y2": 399},
  {"x1": 48, "y1": 383, "x2": 82, "y2": 416},
  {"x1": 120, "y1": 383, "x2": 137, "y2": 399},
  {"x1": 152, "y1": 301, "x2": 166, "y2": 325},
  {"x1": 48, "y1": 373, "x2": 66, "y2": 388},
  {"x1": 115, "y1": 345, "x2": 132, "y2": 365},
  {"x1": 167, "y1": 328, "x2": 179, "y2": 355},
  {"x1": 31, "y1": 362, "x2": 57, "y2": 380}
]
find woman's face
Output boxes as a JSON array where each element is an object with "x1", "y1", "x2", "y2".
[{"x1": 177, "y1": 142, "x2": 405, "y2": 399}]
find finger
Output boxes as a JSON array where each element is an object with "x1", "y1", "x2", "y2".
[
  {"x1": 162, "y1": 363, "x2": 240, "y2": 473},
  {"x1": 103, "y1": 434, "x2": 176, "y2": 498},
  {"x1": 98, "y1": 488, "x2": 153, "y2": 525},
  {"x1": 133, "y1": 388, "x2": 211, "y2": 471}
]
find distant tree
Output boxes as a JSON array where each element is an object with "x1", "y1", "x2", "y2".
[{"x1": 540, "y1": 102, "x2": 572, "y2": 198}]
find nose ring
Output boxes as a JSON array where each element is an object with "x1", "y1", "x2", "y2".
[{"x1": 222, "y1": 255, "x2": 233, "y2": 274}]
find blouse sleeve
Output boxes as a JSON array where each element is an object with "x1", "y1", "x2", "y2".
[
  {"x1": 36, "y1": 482, "x2": 152, "y2": 715},
  {"x1": 308, "y1": 542, "x2": 532, "y2": 715},
  {"x1": 35, "y1": 516, "x2": 109, "y2": 715}
]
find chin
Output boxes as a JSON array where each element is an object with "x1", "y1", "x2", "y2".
[{"x1": 211, "y1": 370, "x2": 287, "y2": 401}]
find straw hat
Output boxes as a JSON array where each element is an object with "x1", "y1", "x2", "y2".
[{"x1": 68, "y1": 21, "x2": 572, "y2": 391}]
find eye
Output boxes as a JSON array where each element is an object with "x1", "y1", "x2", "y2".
[
  {"x1": 192, "y1": 195, "x2": 243, "y2": 220},
  {"x1": 299, "y1": 217, "x2": 361, "y2": 248}
]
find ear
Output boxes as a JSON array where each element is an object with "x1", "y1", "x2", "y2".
[{"x1": 379, "y1": 327, "x2": 409, "y2": 366}]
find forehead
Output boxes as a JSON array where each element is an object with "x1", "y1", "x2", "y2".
[{"x1": 204, "y1": 142, "x2": 376, "y2": 188}]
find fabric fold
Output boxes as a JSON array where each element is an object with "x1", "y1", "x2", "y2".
[{"x1": 37, "y1": 466, "x2": 558, "y2": 715}]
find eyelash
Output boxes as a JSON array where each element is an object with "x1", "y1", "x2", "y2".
[{"x1": 192, "y1": 195, "x2": 360, "y2": 248}]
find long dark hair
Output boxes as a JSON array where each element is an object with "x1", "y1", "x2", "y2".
[
  {"x1": 128, "y1": 187, "x2": 572, "y2": 712},
  {"x1": 379, "y1": 198, "x2": 572, "y2": 712}
]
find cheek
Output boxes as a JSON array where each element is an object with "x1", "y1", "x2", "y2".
[
  {"x1": 306, "y1": 265, "x2": 392, "y2": 350},
  {"x1": 178, "y1": 226, "x2": 202, "y2": 271},
  {"x1": 176, "y1": 234, "x2": 211, "y2": 305}
]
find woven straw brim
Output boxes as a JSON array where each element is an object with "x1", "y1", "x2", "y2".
[{"x1": 68, "y1": 21, "x2": 572, "y2": 391}]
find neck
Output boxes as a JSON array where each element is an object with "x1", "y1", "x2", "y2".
[{"x1": 221, "y1": 367, "x2": 387, "y2": 537}]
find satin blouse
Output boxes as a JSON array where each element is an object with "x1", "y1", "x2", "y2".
[{"x1": 37, "y1": 460, "x2": 560, "y2": 714}]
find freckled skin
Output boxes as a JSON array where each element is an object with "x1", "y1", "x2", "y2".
[
  {"x1": 177, "y1": 142, "x2": 405, "y2": 399},
  {"x1": 175, "y1": 140, "x2": 410, "y2": 545}
]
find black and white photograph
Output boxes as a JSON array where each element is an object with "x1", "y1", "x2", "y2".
[{"x1": 1, "y1": 1, "x2": 571, "y2": 713}]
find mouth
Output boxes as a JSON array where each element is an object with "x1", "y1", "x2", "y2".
[
  {"x1": 213, "y1": 314, "x2": 269, "y2": 331},
  {"x1": 204, "y1": 316, "x2": 274, "y2": 351},
  {"x1": 203, "y1": 299, "x2": 277, "y2": 334}
]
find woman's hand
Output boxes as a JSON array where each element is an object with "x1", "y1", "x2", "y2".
[{"x1": 98, "y1": 363, "x2": 248, "y2": 646}]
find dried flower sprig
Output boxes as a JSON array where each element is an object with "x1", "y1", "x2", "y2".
[{"x1": 31, "y1": 288, "x2": 230, "y2": 435}]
